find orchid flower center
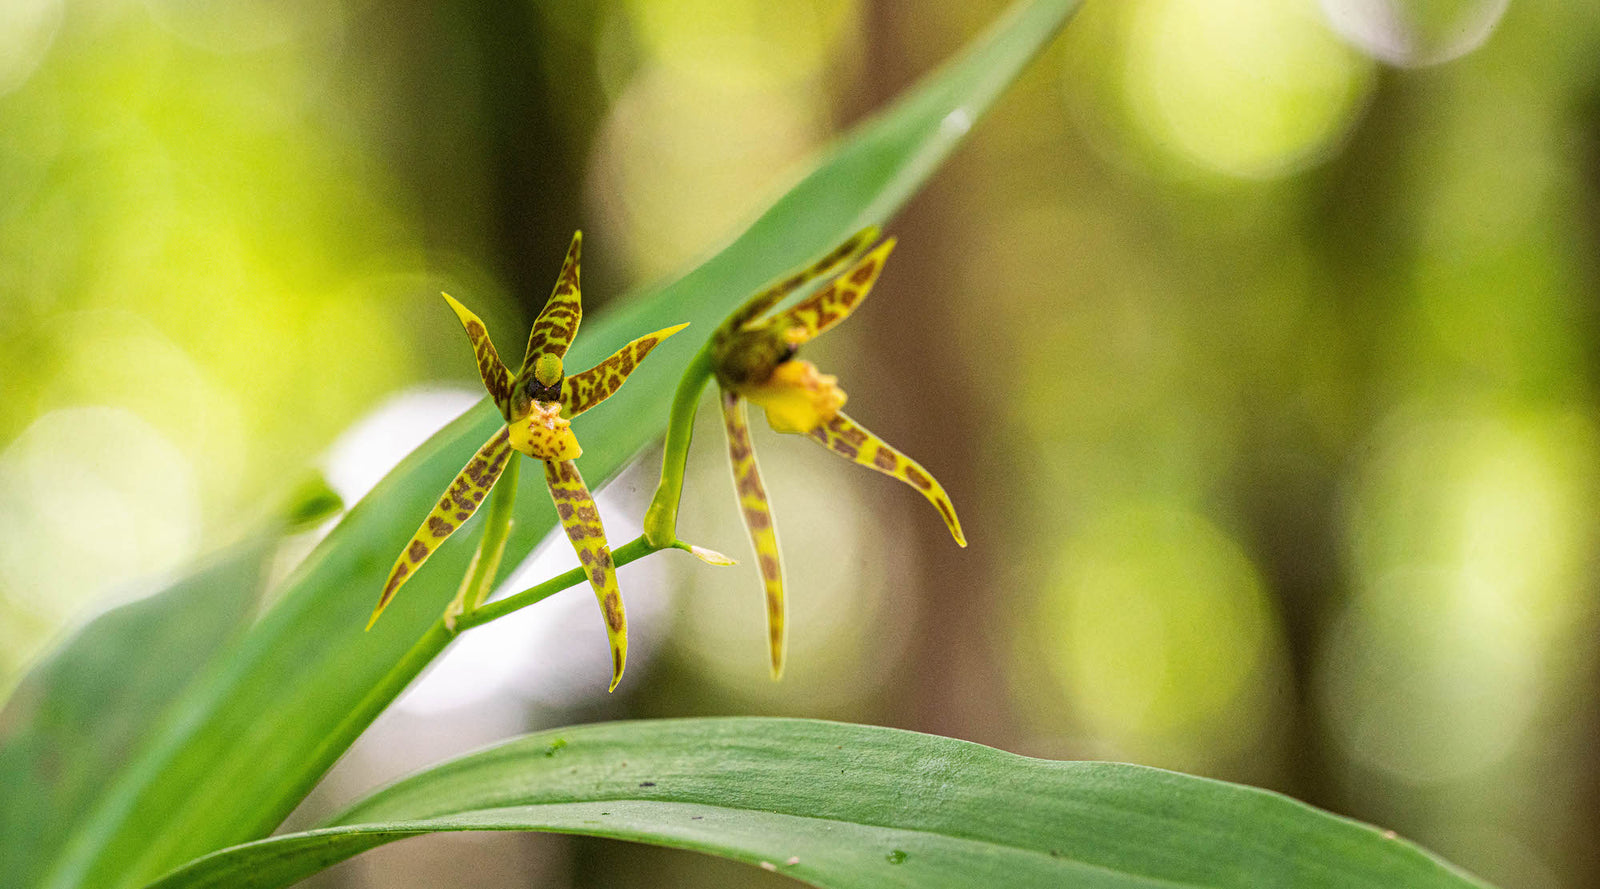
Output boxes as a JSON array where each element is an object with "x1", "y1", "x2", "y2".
[
  {"x1": 744, "y1": 360, "x2": 847, "y2": 434},
  {"x1": 510, "y1": 400, "x2": 581, "y2": 461}
]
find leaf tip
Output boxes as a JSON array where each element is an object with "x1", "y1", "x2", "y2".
[{"x1": 280, "y1": 471, "x2": 343, "y2": 530}]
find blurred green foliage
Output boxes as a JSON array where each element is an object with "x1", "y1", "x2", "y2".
[{"x1": 2, "y1": 0, "x2": 1598, "y2": 887}]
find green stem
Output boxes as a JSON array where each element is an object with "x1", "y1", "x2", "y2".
[
  {"x1": 304, "y1": 617, "x2": 453, "y2": 796},
  {"x1": 456, "y1": 534, "x2": 666, "y2": 631},
  {"x1": 644, "y1": 344, "x2": 715, "y2": 547},
  {"x1": 294, "y1": 412, "x2": 731, "y2": 837},
  {"x1": 313, "y1": 486, "x2": 683, "y2": 786},
  {"x1": 449, "y1": 457, "x2": 521, "y2": 624},
  {"x1": 322, "y1": 458, "x2": 523, "y2": 749}
]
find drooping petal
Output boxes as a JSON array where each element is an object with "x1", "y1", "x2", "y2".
[
  {"x1": 559, "y1": 323, "x2": 691, "y2": 419},
  {"x1": 520, "y1": 231, "x2": 584, "y2": 377},
  {"x1": 807, "y1": 411, "x2": 966, "y2": 547},
  {"x1": 773, "y1": 238, "x2": 896, "y2": 344},
  {"x1": 543, "y1": 458, "x2": 628, "y2": 691},
  {"x1": 720, "y1": 227, "x2": 880, "y2": 334},
  {"x1": 721, "y1": 391, "x2": 788, "y2": 679},
  {"x1": 370, "y1": 427, "x2": 514, "y2": 629},
  {"x1": 443, "y1": 457, "x2": 521, "y2": 630},
  {"x1": 441, "y1": 293, "x2": 515, "y2": 415}
]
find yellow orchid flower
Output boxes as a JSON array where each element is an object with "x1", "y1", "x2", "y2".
[
  {"x1": 709, "y1": 229, "x2": 966, "y2": 678},
  {"x1": 370, "y1": 231, "x2": 687, "y2": 691}
]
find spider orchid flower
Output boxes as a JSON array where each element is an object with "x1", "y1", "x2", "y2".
[
  {"x1": 370, "y1": 232, "x2": 687, "y2": 691},
  {"x1": 710, "y1": 229, "x2": 965, "y2": 678}
]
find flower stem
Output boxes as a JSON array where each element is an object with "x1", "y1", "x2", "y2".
[
  {"x1": 309, "y1": 617, "x2": 453, "y2": 791},
  {"x1": 644, "y1": 344, "x2": 714, "y2": 547},
  {"x1": 454, "y1": 534, "x2": 666, "y2": 631},
  {"x1": 343, "y1": 512, "x2": 677, "y2": 739},
  {"x1": 446, "y1": 457, "x2": 521, "y2": 627},
  {"x1": 313, "y1": 532, "x2": 696, "y2": 805}
]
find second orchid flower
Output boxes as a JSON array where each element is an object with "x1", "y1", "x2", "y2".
[{"x1": 710, "y1": 229, "x2": 966, "y2": 678}]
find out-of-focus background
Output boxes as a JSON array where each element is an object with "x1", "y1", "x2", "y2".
[{"x1": 3, "y1": 0, "x2": 1598, "y2": 886}]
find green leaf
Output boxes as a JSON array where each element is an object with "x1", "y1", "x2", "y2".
[
  {"x1": 32, "y1": 2, "x2": 1087, "y2": 888},
  {"x1": 0, "y1": 475, "x2": 340, "y2": 889},
  {"x1": 143, "y1": 718, "x2": 1495, "y2": 889}
]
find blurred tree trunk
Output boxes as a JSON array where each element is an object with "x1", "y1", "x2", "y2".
[
  {"x1": 854, "y1": 0, "x2": 1022, "y2": 749},
  {"x1": 459, "y1": 1, "x2": 595, "y2": 317}
]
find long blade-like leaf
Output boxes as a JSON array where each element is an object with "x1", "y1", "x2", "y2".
[
  {"x1": 0, "y1": 478, "x2": 339, "y2": 889},
  {"x1": 37, "y1": 2, "x2": 1085, "y2": 887},
  {"x1": 144, "y1": 718, "x2": 1495, "y2": 889}
]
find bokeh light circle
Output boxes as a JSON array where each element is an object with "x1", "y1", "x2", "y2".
[
  {"x1": 1122, "y1": 0, "x2": 1374, "y2": 181},
  {"x1": 140, "y1": 0, "x2": 345, "y2": 54},
  {"x1": 0, "y1": 0, "x2": 63, "y2": 98},
  {"x1": 1032, "y1": 505, "x2": 1282, "y2": 765},
  {"x1": 0, "y1": 407, "x2": 200, "y2": 621},
  {"x1": 622, "y1": 0, "x2": 856, "y2": 91},
  {"x1": 1328, "y1": 407, "x2": 1599, "y2": 784},
  {"x1": 1318, "y1": 0, "x2": 1510, "y2": 67}
]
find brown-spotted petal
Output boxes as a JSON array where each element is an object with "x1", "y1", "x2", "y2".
[
  {"x1": 370, "y1": 426, "x2": 514, "y2": 629},
  {"x1": 520, "y1": 231, "x2": 584, "y2": 379},
  {"x1": 559, "y1": 323, "x2": 690, "y2": 419},
  {"x1": 807, "y1": 411, "x2": 966, "y2": 547},
  {"x1": 722, "y1": 391, "x2": 788, "y2": 679},
  {"x1": 542, "y1": 458, "x2": 628, "y2": 691},
  {"x1": 441, "y1": 293, "x2": 515, "y2": 416},
  {"x1": 773, "y1": 237, "x2": 895, "y2": 344},
  {"x1": 719, "y1": 226, "x2": 880, "y2": 336}
]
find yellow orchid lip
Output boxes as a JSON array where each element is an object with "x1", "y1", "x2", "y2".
[
  {"x1": 509, "y1": 401, "x2": 581, "y2": 461},
  {"x1": 741, "y1": 360, "x2": 847, "y2": 434}
]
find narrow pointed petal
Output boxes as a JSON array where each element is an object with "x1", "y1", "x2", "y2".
[
  {"x1": 370, "y1": 427, "x2": 514, "y2": 629},
  {"x1": 521, "y1": 231, "x2": 584, "y2": 373},
  {"x1": 774, "y1": 238, "x2": 896, "y2": 344},
  {"x1": 721, "y1": 227, "x2": 880, "y2": 333},
  {"x1": 560, "y1": 323, "x2": 691, "y2": 418},
  {"x1": 441, "y1": 293, "x2": 515, "y2": 414},
  {"x1": 722, "y1": 392, "x2": 788, "y2": 679},
  {"x1": 543, "y1": 459, "x2": 628, "y2": 691},
  {"x1": 807, "y1": 411, "x2": 966, "y2": 547}
]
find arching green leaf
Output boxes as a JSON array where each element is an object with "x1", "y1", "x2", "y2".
[{"x1": 146, "y1": 718, "x2": 1494, "y2": 889}]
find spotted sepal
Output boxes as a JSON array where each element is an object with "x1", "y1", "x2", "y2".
[
  {"x1": 369, "y1": 426, "x2": 514, "y2": 629},
  {"x1": 775, "y1": 238, "x2": 895, "y2": 344},
  {"x1": 806, "y1": 411, "x2": 965, "y2": 547},
  {"x1": 543, "y1": 458, "x2": 627, "y2": 691},
  {"x1": 722, "y1": 391, "x2": 787, "y2": 679},
  {"x1": 560, "y1": 323, "x2": 690, "y2": 419},
  {"x1": 521, "y1": 231, "x2": 584, "y2": 373},
  {"x1": 723, "y1": 227, "x2": 880, "y2": 334},
  {"x1": 441, "y1": 293, "x2": 515, "y2": 415}
]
